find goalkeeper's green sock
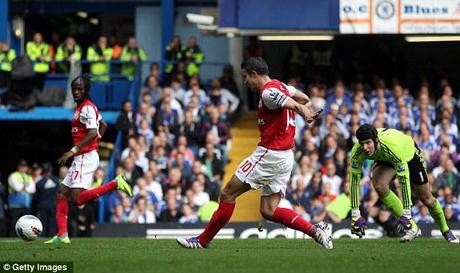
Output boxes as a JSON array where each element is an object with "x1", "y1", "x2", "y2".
[
  {"x1": 381, "y1": 190, "x2": 417, "y2": 228},
  {"x1": 428, "y1": 199, "x2": 449, "y2": 233}
]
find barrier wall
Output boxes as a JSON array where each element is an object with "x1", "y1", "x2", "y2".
[{"x1": 93, "y1": 222, "x2": 460, "y2": 240}]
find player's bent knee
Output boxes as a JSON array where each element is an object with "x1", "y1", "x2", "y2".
[
  {"x1": 420, "y1": 194, "x2": 435, "y2": 207},
  {"x1": 373, "y1": 182, "x2": 389, "y2": 195},
  {"x1": 259, "y1": 207, "x2": 275, "y2": 220},
  {"x1": 220, "y1": 188, "x2": 236, "y2": 202}
]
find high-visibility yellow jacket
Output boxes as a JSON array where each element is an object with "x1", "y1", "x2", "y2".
[
  {"x1": 0, "y1": 49, "x2": 16, "y2": 72},
  {"x1": 87, "y1": 45, "x2": 113, "y2": 82},
  {"x1": 184, "y1": 45, "x2": 205, "y2": 77},
  {"x1": 165, "y1": 44, "x2": 186, "y2": 73},
  {"x1": 55, "y1": 43, "x2": 82, "y2": 73},
  {"x1": 120, "y1": 46, "x2": 148, "y2": 80},
  {"x1": 26, "y1": 41, "x2": 51, "y2": 73}
]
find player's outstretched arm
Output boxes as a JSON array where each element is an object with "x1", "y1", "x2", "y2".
[
  {"x1": 283, "y1": 97, "x2": 322, "y2": 123},
  {"x1": 291, "y1": 89, "x2": 310, "y2": 105}
]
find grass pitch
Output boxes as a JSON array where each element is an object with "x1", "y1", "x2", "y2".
[{"x1": 0, "y1": 238, "x2": 458, "y2": 273}]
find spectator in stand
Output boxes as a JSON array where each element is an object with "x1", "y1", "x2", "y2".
[
  {"x1": 179, "y1": 203, "x2": 199, "y2": 224},
  {"x1": 413, "y1": 92, "x2": 436, "y2": 124},
  {"x1": 290, "y1": 162, "x2": 313, "y2": 191},
  {"x1": 129, "y1": 196, "x2": 156, "y2": 223},
  {"x1": 137, "y1": 119, "x2": 154, "y2": 148},
  {"x1": 325, "y1": 80, "x2": 352, "y2": 113},
  {"x1": 414, "y1": 203, "x2": 434, "y2": 224},
  {"x1": 141, "y1": 75, "x2": 161, "y2": 106},
  {"x1": 121, "y1": 136, "x2": 138, "y2": 161},
  {"x1": 418, "y1": 123, "x2": 438, "y2": 157},
  {"x1": 436, "y1": 159, "x2": 460, "y2": 195},
  {"x1": 208, "y1": 78, "x2": 240, "y2": 118},
  {"x1": 184, "y1": 82, "x2": 208, "y2": 108},
  {"x1": 436, "y1": 85, "x2": 457, "y2": 112},
  {"x1": 30, "y1": 163, "x2": 43, "y2": 184},
  {"x1": 169, "y1": 135, "x2": 195, "y2": 164},
  {"x1": 434, "y1": 117, "x2": 458, "y2": 142},
  {"x1": 169, "y1": 151, "x2": 193, "y2": 180},
  {"x1": 135, "y1": 102, "x2": 153, "y2": 127},
  {"x1": 321, "y1": 161, "x2": 342, "y2": 196},
  {"x1": 115, "y1": 100, "x2": 136, "y2": 147},
  {"x1": 154, "y1": 99, "x2": 180, "y2": 142},
  {"x1": 155, "y1": 87, "x2": 183, "y2": 122},
  {"x1": 55, "y1": 36, "x2": 82, "y2": 73},
  {"x1": 318, "y1": 134, "x2": 339, "y2": 162},
  {"x1": 165, "y1": 35, "x2": 186, "y2": 77},
  {"x1": 199, "y1": 142, "x2": 224, "y2": 182},
  {"x1": 191, "y1": 181, "x2": 210, "y2": 207},
  {"x1": 164, "y1": 167, "x2": 186, "y2": 191},
  {"x1": 31, "y1": 163, "x2": 58, "y2": 237},
  {"x1": 110, "y1": 204, "x2": 130, "y2": 223},
  {"x1": 184, "y1": 36, "x2": 205, "y2": 77},
  {"x1": 133, "y1": 177, "x2": 159, "y2": 210},
  {"x1": 121, "y1": 36, "x2": 148, "y2": 80},
  {"x1": 87, "y1": 36, "x2": 113, "y2": 82},
  {"x1": 7, "y1": 160, "x2": 35, "y2": 236},
  {"x1": 159, "y1": 196, "x2": 182, "y2": 222},
  {"x1": 200, "y1": 107, "x2": 231, "y2": 156},
  {"x1": 109, "y1": 35, "x2": 122, "y2": 60},
  {"x1": 143, "y1": 167, "x2": 164, "y2": 200},
  {"x1": 148, "y1": 62, "x2": 161, "y2": 82},
  {"x1": 171, "y1": 76, "x2": 187, "y2": 105},
  {"x1": 333, "y1": 148, "x2": 347, "y2": 178},
  {"x1": 122, "y1": 157, "x2": 143, "y2": 186},
  {"x1": 26, "y1": 32, "x2": 51, "y2": 91}
]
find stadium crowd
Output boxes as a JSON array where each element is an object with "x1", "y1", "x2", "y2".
[
  {"x1": 1, "y1": 33, "x2": 460, "y2": 238},
  {"x1": 106, "y1": 75, "x2": 460, "y2": 230}
]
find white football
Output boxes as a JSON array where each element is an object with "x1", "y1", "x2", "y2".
[{"x1": 15, "y1": 215, "x2": 43, "y2": 241}]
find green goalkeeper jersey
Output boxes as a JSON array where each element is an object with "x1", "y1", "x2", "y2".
[{"x1": 349, "y1": 128, "x2": 415, "y2": 210}]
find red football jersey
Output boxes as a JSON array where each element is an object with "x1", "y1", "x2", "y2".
[
  {"x1": 257, "y1": 79, "x2": 296, "y2": 150},
  {"x1": 71, "y1": 99, "x2": 101, "y2": 155}
]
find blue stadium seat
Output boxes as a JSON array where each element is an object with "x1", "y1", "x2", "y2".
[
  {"x1": 44, "y1": 78, "x2": 68, "y2": 92},
  {"x1": 91, "y1": 82, "x2": 108, "y2": 110},
  {"x1": 110, "y1": 80, "x2": 132, "y2": 110}
]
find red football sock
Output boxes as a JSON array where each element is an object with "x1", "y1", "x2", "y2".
[
  {"x1": 76, "y1": 181, "x2": 117, "y2": 205},
  {"x1": 56, "y1": 197, "x2": 69, "y2": 237},
  {"x1": 198, "y1": 201, "x2": 235, "y2": 246},
  {"x1": 272, "y1": 207, "x2": 315, "y2": 237}
]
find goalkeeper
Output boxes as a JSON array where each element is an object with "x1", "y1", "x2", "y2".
[{"x1": 349, "y1": 124, "x2": 458, "y2": 243}]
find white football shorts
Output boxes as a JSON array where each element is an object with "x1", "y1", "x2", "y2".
[
  {"x1": 62, "y1": 150, "x2": 99, "y2": 189},
  {"x1": 235, "y1": 146, "x2": 294, "y2": 196}
]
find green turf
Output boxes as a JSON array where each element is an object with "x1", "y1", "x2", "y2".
[{"x1": 0, "y1": 238, "x2": 458, "y2": 273}]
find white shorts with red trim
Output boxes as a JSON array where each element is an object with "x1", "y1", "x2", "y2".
[
  {"x1": 235, "y1": 146, "x2": 294, "y2": 196},
  {"x1": 62, "y1": 150, "x2": 99, "y2": 189}
]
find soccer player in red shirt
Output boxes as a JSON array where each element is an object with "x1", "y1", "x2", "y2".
[
  {"x1": 45, "y1": 75, "x2": 133, "y2": 244},
  {"x1": 177, "y1": 57, "x2": 333, "y2": 249}
]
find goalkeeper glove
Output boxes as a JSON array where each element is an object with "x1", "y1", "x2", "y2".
[
  {"x1": 396, "y1": 215, "x2": 412, "y2": 234},
  {"x1": 351, "y1": 210, "x2": 367, "y2": 238}
]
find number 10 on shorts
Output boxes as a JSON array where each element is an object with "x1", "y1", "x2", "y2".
[{"x1": 239, "y1": 160, "x2": 253, "y2": 174}]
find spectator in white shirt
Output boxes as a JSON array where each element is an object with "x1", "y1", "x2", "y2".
[
  {"x1": 321, "y1": 161, "x2": 342, "y2": 196},
  {"x1": 129, "y1": 196, "x2": 156, "y2": 224}
]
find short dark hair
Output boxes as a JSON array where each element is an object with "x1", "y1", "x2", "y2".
[
  {"x1": 241, "y1": 57, "x2": 269, "y2": 75},
  {"x1": 356, "y1": 124, "x2": 378, "y2": 142}
]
